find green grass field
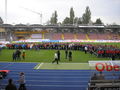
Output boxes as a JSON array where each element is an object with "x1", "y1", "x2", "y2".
[
  {"x1": 0, "y1": 42, "x2": 120, "y2": 70},
  {"x1": 34, "y1": 63, "x2": 90, "y2": 70},
  {"x1": 0, "y1": 49, "x2": 112, "y2": 63}
]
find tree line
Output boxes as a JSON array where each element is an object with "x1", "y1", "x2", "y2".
[{"x1": 49, "y1": 6, "x2": 103, "y2": 25}]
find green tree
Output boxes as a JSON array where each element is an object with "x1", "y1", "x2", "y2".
[
  {"x1": 62, "y1": 17, "x2": 70, "y2": 24},
  {"x1": 54, "y1": 11, "x2": 58, "y2": 24},
  {"x1": 95, "y1": 18, "x2": 103, "y2": 24},
  {"x1": 50, "y1": 10, "x2": 58, "y2": 24},
  {"x1": 0, "y1": 17, "x2": 3, "y2": 24},
  {"x1": 82, "y1": 6, "x2": 91, "y2": 24},
  {"x1": 50, "y1": 13, "x2": 54, "y2": 24},
  {"x1": 74, "y1": 17, "x2": 82, "y2": 24},
  {"x1": 69, "y1": 7, "x2": 75, "y2": 24}
]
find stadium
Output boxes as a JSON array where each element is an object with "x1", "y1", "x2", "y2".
[
  {"x1": 0, "y1": 0, "x2": 120, "y2": 90},
  {"x1": 0, "y1": 23, "x2": 120, "y2": 42}
]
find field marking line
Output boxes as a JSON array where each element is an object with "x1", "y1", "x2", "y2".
[
  {"x1": 34, "y1": 63, "x2": 40, "y2": 69},
  {"x1": 36, "y1": 63, "x2": 44, "y2": 69}
]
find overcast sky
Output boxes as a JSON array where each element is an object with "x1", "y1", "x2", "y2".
[{"x1": 0, "y1": 0, "x2": 120, "y2": 25}]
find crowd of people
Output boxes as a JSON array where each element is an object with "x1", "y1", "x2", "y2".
[
  {"x1": 89, "y1": 71, "x2": 120, "y2": 90},
  {"x1": 12, "y1": 49, "x2": 26, "y2": 61},
  {"x1": 91, "y1": 71, "x2": 105, "y2": 80},
  {"x1": 91, "y1": 71, "x2": 120, "y2": 81},
  {"x1": 5, "y1": 43, "x2": 120, "y2": 59}
]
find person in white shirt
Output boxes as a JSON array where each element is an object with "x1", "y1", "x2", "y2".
[
  {"x1": 18, "y1": 72, "x2": 26, "y2": 90},
  {"x1": 84, "y1": 46, "x2": 88, "y2": 54},
  {"x1": 52, "y1": 52, "x2": 59, "y2": 64}
]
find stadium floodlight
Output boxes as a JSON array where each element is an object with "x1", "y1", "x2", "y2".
[
  {"x1": 5, "y1": 0, "x2": 7, "y2": 23},
  {"x1": 21, "y1": 7, "x2": 42, "y2": 25}
]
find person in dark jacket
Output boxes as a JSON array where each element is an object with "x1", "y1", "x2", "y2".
[
  {"x1": 111, "y1": 54, "x2": 115, "y2": 61},
  {"x1": 57, "y1": 50, "x2": 60, "y2": 61},
  {"x1": 97, "y1": 71, "x2": 105, "y2": 80},
  {"x1": 65, "y1": 50, "x2": 68, "y2": 59},
  {"x1": 68, "y1": 51, "x2": 72, "y2": 61},
  {"x1": 12, "y1": 52, "x2": 17, "y2": 61},
  {"x1": 5, "y1": 79, "x2": 17, "y2": 90},
  {"x1": 16, "y1": 49, "x2": 21, "y2": 60},
  {"x1": 22, "y1": 50, "x2": 26, "y2": 60},
  {"x1": 91, "y1": 73, "x2": 98, "y2": 80}
]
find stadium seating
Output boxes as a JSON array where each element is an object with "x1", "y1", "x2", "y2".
[
  {"x1": 97, "y1": 33, "x2": 109, "y2": 40},
  {"x1": 85, "y1": 33, "x2": 120, "y2": 40},
  {"x1": 87, "y1": 33, "x2": 98, "y2": 40},
  {"x1": 0, "y1": 32, "x2": 6, "y2": 40},
  {"x1": 76, "y1": 33, "x2": 86, "y2": 40},
  {"x1": 64, "y1": 33, "x2": 74, "y2": 40},
  {"x1": 1, "y1": 30, "x2": 120, "y2": 41},
  {"x1": 52, "y1": 33, "x2": 62, "y2": 40},
  {"x1": 110, "y1": 34, "x2": 120, "y2": 40},
  {"x1": 44, "y1": 33, "x2": 53, "y2": 40}
]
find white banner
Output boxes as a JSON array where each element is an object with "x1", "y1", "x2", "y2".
[{"x1": 31, "y1": 34, "x2": 42, "y2": 39}]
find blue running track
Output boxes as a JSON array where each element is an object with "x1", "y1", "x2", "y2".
[{"x1": 0, "y1": 62, "x2": 119, "y2": 90}]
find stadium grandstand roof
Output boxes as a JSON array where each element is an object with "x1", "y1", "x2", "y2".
[{"x1": 0, "y1": 24, "x2": 120, "y2": 30}]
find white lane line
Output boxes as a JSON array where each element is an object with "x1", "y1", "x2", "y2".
[
  {"x1": 1, "y1": 63, "x2": 14, "y2": 69},
  {"x1": 2, "y1": 84, "x2": 87, "y2": 87},
  {"x1": 36, "y1": 63, "x2": 44, "y2": 69}
]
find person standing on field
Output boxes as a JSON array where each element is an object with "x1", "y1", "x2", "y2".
[
  {"x1": 65, "y1": 50, "x2": 68, "y2": 59},
  {"x1": 12, "y1": 51, "x2": 17, "y2": 61},
  {"x1": 68, "y1": 51, "x2": 72, "y2": 61},
  {"x1": 57, "y1": 50, "x2": 60, "y2": 61},
  {"x1": 52, "y1": 52, "x2": 59, "y2": 64},
  {"x1": 84, "y1": 46, "x2": 88, "y2": 54},
  {"x1": 22, "y1": 50, "x2": 26, "y2": 60},
  {"x1": 16, "y1": 49, "x2": 21, "y2": 60}
]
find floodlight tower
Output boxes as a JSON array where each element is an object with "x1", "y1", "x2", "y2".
[
  {"x1": 22, "y1": 7, "x2": 42, "y2": 25},
  {"x1": 4, "y1": 0, "x2": 13, "y2": 42},
  {"x1": 5, "y1": 0, "x2": 7, "y2": 23}
]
